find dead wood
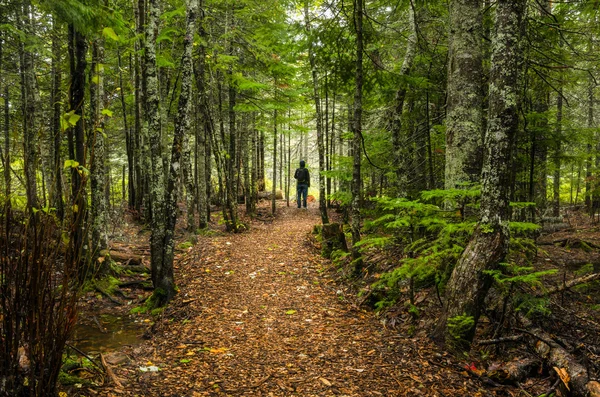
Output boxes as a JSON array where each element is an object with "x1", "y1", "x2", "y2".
[
  {"x1": 537, "y1": 237, "x2": 600, "y2": 250},
  {"x1": 536, "y1": 273, "x2": 600, "y2": 297},
  {"x1": 101, "y1": 249, "x2": 143, "y2": 265},
  {"x1": 100, "y1": 353, "x2": 124, "y2": 389},
  {"x1": 477, "y1": 334, "x2": 523, "y2": 345},
  {"x1": 95, "y1": 286, "x2": 123, "y2": 306},
  {"x1": 519, "y1": 316, "x2": 592, "y2": 396},
  {"x1": 114, "y1": 264, "x2": 151, "y2": 273},
  {"x1": 486, "y1": 358, "x2": 541, "y2": 384}
]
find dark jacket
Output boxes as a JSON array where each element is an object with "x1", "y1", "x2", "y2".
[{"x1": 294, "y1": 167, "x2": 310, "y2": 187}]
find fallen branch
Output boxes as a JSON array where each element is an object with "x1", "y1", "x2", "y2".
[
  {"x1": 477, "y1": 334, "x2": 524, "y2": 345},
  {"x1": 65, "y1": 343, "x2": 104, "y2": 373},
  {"x1": 518, "y1": 316, "x2": 592, "y2": 396},
  {"x1": 95, "y1": 286, "x2": 123, "y2": 306},
  {"x1": 536, "y1": 273, "x2": 600, "y2": 297},
  {"x1": 100, "y1": 353, "x2": 124, "y2": 389}
]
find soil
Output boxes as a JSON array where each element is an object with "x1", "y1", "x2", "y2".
[{"x1": 65, "y1": 203, "x2": 600, "y2": 397}]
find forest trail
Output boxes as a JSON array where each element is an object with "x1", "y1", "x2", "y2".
[{"x1": 114, "y1": 203, "x2": 484, "y2": 397}]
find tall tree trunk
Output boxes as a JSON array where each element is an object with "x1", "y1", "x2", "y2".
[
  {"x1": 146, "y1": 0, "x2": 171, "y2": 302},
  {"x1": 118, "y1": 49, "x2": 135, "y2": 209},
  {"x1": 20, "y1": 2, "x2": 39, "y2": 213},
  {"x1": 194, "y1": 0, "x2": 210, "y2": 227},
  {"x1": 350, "y1": 0, "x2": 364, "y2": 274},
  {"x1": 304, "y1": 0, "x2": 329, "y2": 224},
  {"x1": 2, "y1": 36, "x2": 10, "y2": 213},
  {"x1": 553, "y1": 89, "x2": 562, "y2": 217},
  {"x1": 51, "y1": 23, "x2": 64, "y2": 221},
  {"x1": 444, "y1": 0, "x2": 483, "y2": 190},
  {"x1": 391, "y1": 2, "x2": 417, "y2": 196},
  {"x1": 271, "y1": 109, "x2": 277, "y2": 215},
  {"x1": 586, "y1": 76, "x2": 594, "y2": 213},
  {"x1": 433, "y1": 0, "x2": 525, "y2": 350},
  {"x1": 159, "y1": 0, "x2": 198, "y2": 305},
  {"x1": 90, "y1": 36, "x2": 109, "y2": 268},
  {"x1": 69, "y1": 24, "x2": 89, "y2": 276}
]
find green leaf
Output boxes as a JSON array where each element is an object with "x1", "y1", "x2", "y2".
[
  {"x1": 64, "y1": 159, "x2": 80, "y2": 169},
  {"x1": 92, "y1": 75, "x2": 99, "y2": 84},
  {"x1": 102, "y1": 27, "x2": 119, "y2": 41},
  {"x1": 179, "y1": 359, "x2": 191, "y2": 364},
  {"x1": 285, "y1": 310, "x2": 296, "y2": 315},
  {"x1": 101, "y1": 108, "x2": 113, "y2": 117}
]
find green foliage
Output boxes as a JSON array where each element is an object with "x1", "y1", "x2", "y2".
[{"x1": 447, "y1": 314, "x2": 475, "y2": 342}]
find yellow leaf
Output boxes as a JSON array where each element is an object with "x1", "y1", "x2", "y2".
[
  {"x1": 176, "y1": 344, "x2": 187, "y2": 349},
  {"x1": 209, "y1": 347, "x2": 228, "y2": 354},
  {"x1": 553, "y1": 366, "x2": 570, "y2": 391},
  {"x1": 186, "y1": 351, "x2": 195, "y2": 356},
  {"x1": 59, "y1": 393, "x2": 67, "y2": 397}
]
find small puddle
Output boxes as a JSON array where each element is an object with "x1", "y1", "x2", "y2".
[{"x1": 72, "y1": 314, "x2": 143, "y2": 353}]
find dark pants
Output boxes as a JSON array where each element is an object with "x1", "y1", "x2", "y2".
[{"x1": 297, "y1": 184, "x2": 308, "y2": 208}]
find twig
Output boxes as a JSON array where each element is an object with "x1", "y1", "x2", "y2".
[
  {"x1": 514, "y1": 328, "x2": 557, "y2": 348},
  {"x1": 477, "y1": 334, "x2": 524, "y2": 346},
  {"x1": 100, "y1": 353, "x2": 124, "y2": 389},
  {"x1": 95, "y1": 286, "x2": 123, "y2": 306},
  {"x1": 65, "y1": 343, "x2": 104, "y2": 373}
]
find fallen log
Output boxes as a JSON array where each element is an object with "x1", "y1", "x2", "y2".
[
  {"x1": 536, "y1": 273, "x2": 600, "y2": 297},
  {"x1": 100, "y1": 249, "x2": 143, "y2": 266},
  {"x1": 537, "y1": 237, "x2": 600, "y2": 250},
  {"x1": 114, "y1": 264, "x2": 151, "y2": 274},
  {"x1": 519, "y1": 316, "x2": 593, "y2": 396},
  {"x1": 486, "y1": 357, "x2": 540, "y2": 384}
]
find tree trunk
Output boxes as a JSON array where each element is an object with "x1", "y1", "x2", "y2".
[
  {"x1": 350, "y1": 0, "x2": 364, "y2": 274},
  {"x1": 90, "y1": 36, "x2": 109, "y2": 270},
  {"x1": 161, "y1": 0, "x2": 198, "y2": 305},
  {"x1": 271, "y1": 108, "x2": 277, "y2": 215},
  {"x1": 50, "y1": 22, "x2": 64, "y2": 221},
  {"x1": 68, "y1": 24, "x2": 89, "y2": 276},
  {"x1": 146, "y1": 0, "x2": 172, "y2": 304},
  {"x1": 444, "y1": 0, "x2": 483, "y2": 190},
  {"x1": 553, "y1": 89, "x2": 562, "y2": 217},
  {"x1": 433, "y1": 0, "x2": 525, "y2": 350},
  {"x1": 20, "y1": 2, "x2": 39, "y2": 212},
  {"x1": 304, "y1": 0, "x2": 329, "y2": 225},
  {"x1": 118, "y1": 49, "x2": 135, "y2": 210},
  {"x1": 391, "y1": 2, "x2": 417, "y2": 196}
]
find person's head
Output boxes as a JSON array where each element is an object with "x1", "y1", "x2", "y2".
[{"x1": 299, "y1": 160, "x2": 305, "y2": 168}]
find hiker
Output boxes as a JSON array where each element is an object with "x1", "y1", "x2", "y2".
[{"x1": 294, "y1": 160, "x2": 310, "y2": 209}]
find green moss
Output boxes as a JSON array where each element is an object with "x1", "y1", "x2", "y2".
[
  {"x1": 177, "y1": 241, "x2": 193, "y2": 250},
  {"x1": 58, "y1": 371, "x2": 87, "y2": 386}
]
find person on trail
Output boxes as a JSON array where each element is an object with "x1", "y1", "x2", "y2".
[{"x1": 294, "y1": 160, "x2": 310, "y2": 209}]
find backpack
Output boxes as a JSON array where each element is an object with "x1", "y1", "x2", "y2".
[{"x1": 295, "y1": 167, "x2": 308, "y2": 183}]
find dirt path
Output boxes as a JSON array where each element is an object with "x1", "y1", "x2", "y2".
[{"x1": 113, "y1": 204, "x2": 485, "y2": 396}]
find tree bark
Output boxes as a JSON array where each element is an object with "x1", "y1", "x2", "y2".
[
  {"x1": 350, "y1": 0, "x2": 364, "y2": 274},
  {"x1": 146, "y1": 0, "x2": 171, "y2": 303},
  {"x1": 391, "y1": 2, "x2": 417, "y2": 196},
  {"x1": 50, "y1": 22, "x2": 64, "y2": 220},
  {"x1": 433, "y1": 0, "x2": 525, "y2": 350},
  {"x1": 444, "y1": 0, "x2": 483, "y2": 190},
  {"x1": 271, "y1": 108, "x2": 277, "y2": 215},
  {"x1": 90, "y1": 36, "x2": 109, "y2": 269},
  {"x1": 20, "y1": 2, "x2": 39, "y2": 212},
  {"x1": 304, "y1": 1, "x2": 329, "y2": 225}
]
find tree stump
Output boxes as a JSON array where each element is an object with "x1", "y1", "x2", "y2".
[{"x1": 321, "y1": 223, "x2": 348, "y2": 259}]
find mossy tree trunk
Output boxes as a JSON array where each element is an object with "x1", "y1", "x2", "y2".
[
  {"x1": 350, "y1": 0, "x2": 364, "y2": 274},
  {"x1": 444, "y1": 0, "x2": 483, "y2": 190},
  {"x1": 90, "y1": 36, "x2": 109, "y2": 272},
  {"x1": 433, "y1": 0, "x2": 525, "y2": 351}
]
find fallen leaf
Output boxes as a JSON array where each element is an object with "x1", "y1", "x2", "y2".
[
  {"x1": 553, "y1": 366, "x2": 570, "y2": 391},
  {"x1": 285, "y1": 310, "x2": 297, "y2": 315},
  {"x1": 319, "y1": 377, "x2": 332, "y2": 387}
]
